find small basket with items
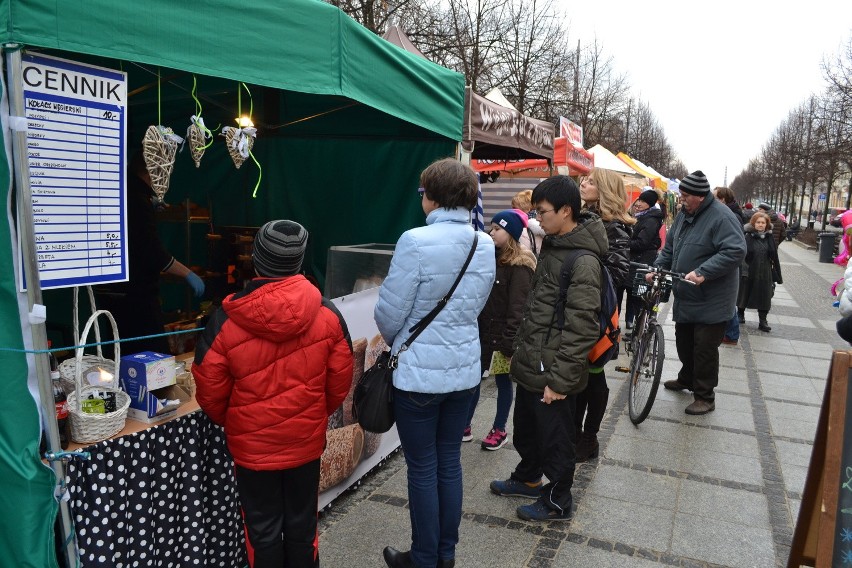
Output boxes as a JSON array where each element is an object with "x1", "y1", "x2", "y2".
[{"x1": 65, "y1": 310, "x2": 131, "y2": 444}]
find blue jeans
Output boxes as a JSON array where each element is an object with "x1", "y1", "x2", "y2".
[
  {"x1": 724, "y1": 308, "x2": 740, "y2": 341},
  {"x1": 466, "y1": 373, "x2": 514, "y2": 431},
  {"x1": 394, "y1": 387, "x2": 475, "y2": 568}
]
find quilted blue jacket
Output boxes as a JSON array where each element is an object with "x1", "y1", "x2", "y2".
[{"x1": 374, "y1": 208, "x2": 495, "y2": 394}]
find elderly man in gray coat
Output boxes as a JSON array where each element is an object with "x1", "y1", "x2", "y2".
[{"x1": 654, "y1": 171, "x2": 747, "y2": 415}]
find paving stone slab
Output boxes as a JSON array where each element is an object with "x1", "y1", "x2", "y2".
[
  {"x1": 773, "y1": 439, "x2": 814, "y2": 468},
  {"x1": 678, "y1": 447, "x2": 763, "y2": 486},
  {"x1": 670, "y1": 512, "x2": 775, "y2": 567},
  {"x1": 778, "y1": 459, "x2": 809, "y2": 496},
  {"x1": 682, "y1": 428, "x2": 759, "y2": 459},
  {"x1": 676, "y1": 478, "x2": 771, "y2": 528},
  {"x1": 571, "y1": 493, "x2": 674, "y2": 552},
  {"x1": 585, "y1": 464, "x2": 679, "y2": 510},
  {"x1": 603, "y1": 434, "x2": 682, "y2": 471},
  {"x1": 553, "y1": 540, "x2": 666, "y2": 567}
]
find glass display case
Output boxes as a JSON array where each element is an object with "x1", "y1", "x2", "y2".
[{"x1": 325, "y1": 243, "x2": 396, "y2": 299}]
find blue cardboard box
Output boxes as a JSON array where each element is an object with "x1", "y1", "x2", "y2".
[{"x1": 120, "y1": 351, "x2": 178, "y2": 420}]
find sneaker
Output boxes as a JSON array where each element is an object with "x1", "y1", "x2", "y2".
[
  {"x1": 462, "y1": 426, "x2": 473, "y2": 442},
  {"x1": 481, "y1": 428, "x2": 508, "y2": 451},
  {"x1": 685, "y1": 399, "x2": 715, "y2": 415},
  {"x1": 663, "y1": 380, "x2": 692, "y2": 392},
  {"x1": 490, "y1": 478, "x2": 541, "y2": 498},
  {"x1": 721, "y1": 337, "x2": 738, "y2": 346},
  {"x1": 516, "y1": 498, "x2": 571, "y2": 522}
]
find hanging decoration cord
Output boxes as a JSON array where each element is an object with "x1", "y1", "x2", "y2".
[{"x1": 191, "y1": 76, "x2": 216, "y2": 150}]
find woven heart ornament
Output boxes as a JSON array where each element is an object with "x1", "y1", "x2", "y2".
[
  {"x1": 186, "y1": 115, "x2": 211, "y2": 168},
  {"x1": 142, "y1": 125, "x2": 183, "y2": 204},
  {"x1": 221, "y1": 126, "x2": 256, "y2": 169}
]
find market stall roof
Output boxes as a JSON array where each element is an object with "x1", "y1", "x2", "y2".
[
  {"x1": 0, "y1": 0, "x2": 465, "y2": 140},
  {"x1": 381, "y1": 25, "x2": 554, "y2": 160},
  {"x1": 588, "y1": 144, "x2": 640, "y2": 176},
  {"x1": 383, "y1": 24, "x2": 427, "y2": 59},
  {"x1": 617, "y1": 152, "x2": 669, "y2": 191}
]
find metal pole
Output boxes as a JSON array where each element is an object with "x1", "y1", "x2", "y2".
[{"x1": 4, "y1": 45, "x2": 78, "y2": 568}]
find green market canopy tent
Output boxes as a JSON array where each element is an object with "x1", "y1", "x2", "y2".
[{"x1": 0, "y1": 2, "x2": 465, "y2": 566}]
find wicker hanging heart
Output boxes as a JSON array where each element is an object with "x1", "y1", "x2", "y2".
[
  {"x1": 221, "y1": 126, "x2": 256, "y2": 169},
  {"x1": 186, "y1": 119, "x2": 206, "y2": 168},
  {"x1": 142, "y1": 125, "x2": 182, "y2": 204}
]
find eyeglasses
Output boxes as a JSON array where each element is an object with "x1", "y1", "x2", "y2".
[
  {"x1": 536, "y1": 208, "x2": 555, "y2": 217},
  {"x1": 417, "y1": 187, "x2": 426, "y2": 196}
]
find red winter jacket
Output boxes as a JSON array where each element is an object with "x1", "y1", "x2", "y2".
[{"x1": 193, "y1": 276, "x2": 353, "y2": 470}]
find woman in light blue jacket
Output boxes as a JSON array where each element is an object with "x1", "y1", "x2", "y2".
[{"x1": 375, "y1": 159, "x2": 495, "y2": 568}]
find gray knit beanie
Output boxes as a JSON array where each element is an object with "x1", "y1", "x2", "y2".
[
  {"x1": 679, "y1": 171, "x2": 711, "y2": 196},
  {"x1": 252, "y1": 220, "x2": 308, "y2": 277}
]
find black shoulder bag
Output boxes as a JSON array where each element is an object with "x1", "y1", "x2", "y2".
[{"x1": 353, "y1": 233, "x2": 479, "y2": 433}]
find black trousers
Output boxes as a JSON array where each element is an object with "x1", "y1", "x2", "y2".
[
  {"x1": 511, "y1": 386, "x2": 577, "y2": 513},
  {"x1": 574, "y1": 369, "x2": 609, "y2": 436},
  {"x1": 235, "y1": 459, "x2": 321, "y2": 568},
  {"x1": 675, "y1": 322, "x2": 726, "y2": 402}
]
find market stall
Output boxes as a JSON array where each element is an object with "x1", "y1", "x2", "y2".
[{"x1": 0, "y1": 2, "x2": 467, "y2": 567}]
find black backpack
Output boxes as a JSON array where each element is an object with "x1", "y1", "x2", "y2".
[{"x1": 553, "y1": 249, "x2": 621, "y2": 367}]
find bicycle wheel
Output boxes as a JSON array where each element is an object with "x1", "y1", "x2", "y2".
[{"x1": 628, "y1": 323, "x2": 665, "y2": 425}]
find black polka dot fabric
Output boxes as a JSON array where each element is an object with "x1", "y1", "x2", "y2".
[{"x1": 66, "y1": 412, "x2": 247, "y2": 567}]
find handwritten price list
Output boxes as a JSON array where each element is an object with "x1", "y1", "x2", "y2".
[{"x1": 21, "y1": 54, "x2": 127, "y2": 290}]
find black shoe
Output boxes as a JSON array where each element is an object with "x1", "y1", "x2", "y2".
[
  {"x1": 575, "y1": 432, "x2": 599, "y2": 462},
  {"x1": 438, "y1": 560, "x2": 455, "y2": 568},
  {"x1": 383, "y1": 547, "x2": 414, "y2": 568},
  {"x1": 758, "y1": 322, "x2": 772, "y2": 332}
]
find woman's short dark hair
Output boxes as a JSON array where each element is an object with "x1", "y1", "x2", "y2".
[
  {"x1": 714, "y1": 186, "x2": 735, "y2": 204},
  {"x1": 531, "y1": 175, "x2": 581, "y2": 220},
  {"x1": 420, "y1": 158, "x2": 478, "y2": 210}
]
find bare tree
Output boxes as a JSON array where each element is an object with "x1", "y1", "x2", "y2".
[{"x1": 491, "y1": 0, "x2": 570, "y2": 117}]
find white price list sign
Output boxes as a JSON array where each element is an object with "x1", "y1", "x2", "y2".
[{"x1": 19, "y1": 53, "x2": 128, "y2": 291}]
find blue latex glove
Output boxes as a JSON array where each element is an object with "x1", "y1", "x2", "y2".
[{"x1": 185, "y1": 271, "x2": 205, "y2": 298}]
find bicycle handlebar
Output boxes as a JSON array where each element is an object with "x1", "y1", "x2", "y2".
[{"x1": 630, "y1": 262, "x2": 695, "y2": 284}]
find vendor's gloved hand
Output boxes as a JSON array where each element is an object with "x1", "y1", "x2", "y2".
[{"x1": 185, "y1": 272, "x2": 205, "y2": 297}]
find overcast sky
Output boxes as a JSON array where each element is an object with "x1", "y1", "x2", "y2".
[{"x1": 559, "y1": 1, "x2": 852, "y2": 187}]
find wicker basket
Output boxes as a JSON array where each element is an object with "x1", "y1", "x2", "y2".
[
  {"x1": 58, "y1": 287, "x2": 120, "y2": 393},
  {"x1": 67, "y1": 310, "x2": 130, "y2": 444}
]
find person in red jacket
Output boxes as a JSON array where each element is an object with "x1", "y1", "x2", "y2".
[{"x1": 193, "y1": 220, "x2": 353, "y2": 568}]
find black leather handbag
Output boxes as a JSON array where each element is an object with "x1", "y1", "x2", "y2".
[{"x1": 352, "y1": 233, "x2": 479, "y2": 433}]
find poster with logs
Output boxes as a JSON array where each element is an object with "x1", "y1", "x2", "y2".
[{"x1": 320, "y1": 286, "x2": 399, "y2": 509}]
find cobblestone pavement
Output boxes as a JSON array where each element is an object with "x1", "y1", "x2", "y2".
[{"x1": 318, "y1": 240, "x2": 847, "y2": 568}]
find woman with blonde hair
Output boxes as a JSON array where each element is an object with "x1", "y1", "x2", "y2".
[{"x1": 574, "y1": 168, "x2": 633, "y2": 461}]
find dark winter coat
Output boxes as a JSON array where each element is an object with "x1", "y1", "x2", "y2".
[
  {"x1": 193, "y1": 276, "x2": 354, "y2": 470},
  {"x1": 655, "y1": 195, "x2": 746, "y2": 324},
  {"x1": 737, "y1": 224, "x2": 782, "y2": 311},
  {"x1": 765, "y1": 209, "x2": 786, "y2": 248},
  {"x1": 511, "y1": 211, "x2": 608, "y2": 395},
  {"x1": 629, "y1": 207, "x2": 664, "y2": 266},
  {"x1": 478, "y1": 250, "x2": 536, "y2": 373},
  {"x1": 586, "y1": 204, "x2": 631, "y2": 288},
  {"x1": 727, "y1": 200, "x2": 750, "y2": 225}
]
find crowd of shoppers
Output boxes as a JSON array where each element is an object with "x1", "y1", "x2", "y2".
[{"x1": 193, "y1": 158, "x2": 797, "y2": 568}]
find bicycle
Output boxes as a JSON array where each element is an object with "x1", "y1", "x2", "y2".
[{"x1": 615, "y1": 262, "x2": 693, "y2": 425}]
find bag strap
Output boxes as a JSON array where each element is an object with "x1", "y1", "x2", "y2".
[{"x1": 396, "y1": 233, "x2": 479, "y2": 357}]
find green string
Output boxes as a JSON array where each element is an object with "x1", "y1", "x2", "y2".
[
  {"x1": 191, "y1": 76, "x2": 216, "y2": 150},
  {"x1": 250, "y1": 150, "x2": 262, "y2": 198},
  {"x1": 239, "y1": 83, "x2": 261, "y2": 198}
]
